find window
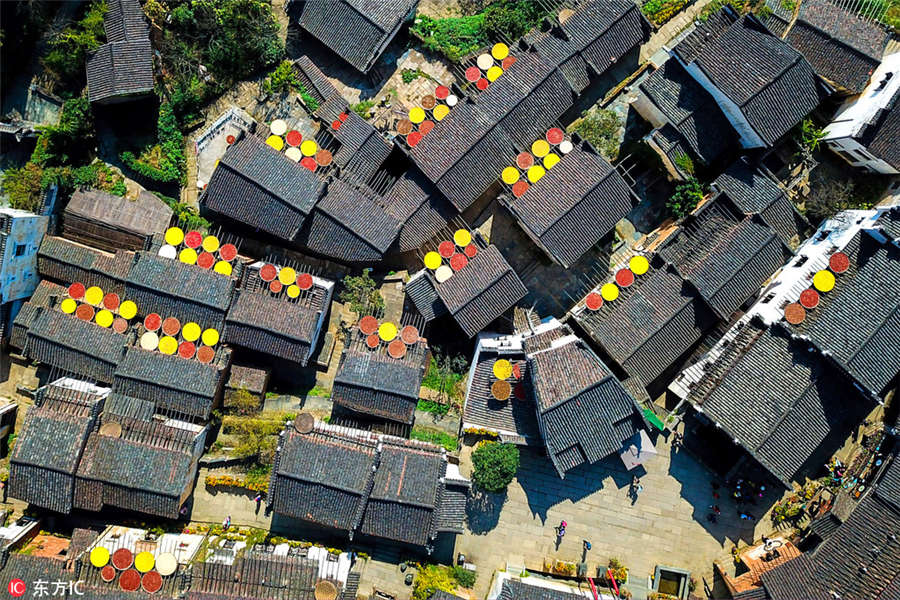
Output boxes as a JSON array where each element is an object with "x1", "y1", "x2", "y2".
[{"x1": 14, "y1": 244, "x2": 26, "y2": 256}]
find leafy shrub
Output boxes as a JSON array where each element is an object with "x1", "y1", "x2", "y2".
[
  {"x1": 205, "y1": 474, "x2": 269, "y2": 493},
  {"x1": 666, "y1": 177, "x2": 704, "y2": 218},
  {"x1": 410, "y1": 427, "x2": 459, "y2": 452},
  {"x1": 263, "y1": 60, "x2": 300, "y2": 94},
  {"x1": 170, "y1": 76, "x2": 210, "y2": 127},
  {"x1": 1, "y1": 164, "x2": 45, "y2": 213},
  {"x1": 411, "y1": 13, "x2": 488, "y2": 62},
  {"x1": 412, "y1": 564, "x2": 455, "y2": 600},
  {"x1": 352, "y1": 99, "x2": 376, "y2": 119},
  {"x1": 43, "y1": 0, "x2": 107, "y2": 90},
  {"x1": 472, "y1": 441, "x2": 519, "y2": 493},
  {"x1": 796, "y1": 118, "x2": 825, "y2": 153},
  {"x1": 152, "y1": 191, "x2": 210, "y2": 231},
  {"x1": 673, "y1": 152, "x2": 695, "y2": 176},
  {"x1": 229, "y1": 387, "x2": 261, "y2": 416},
  {"x1": 121, "y1": 103, "x2": 186, "y2": 184},
  {"x1": 606, "y1": 558, "x2": 628, "y2": 584},
  {"x1": 411, "y1": 1, "x2": 549, "y2": 61},
  {"x1": 416, "y1": 398, "x2": 450, "y2": 416},
  {"x1": 338, "y1": 270, "x2": 383, "y2": 314},
  {"x1": 451, "y1": 565, "x2": 476, "y2": 588},
  {"x1": 483, "y1": 0, "x2": 548, "y2": 40},
  {"x1": 570, "y1": 109, "x2": 623, "y2": 161},
  {"x1": 401, "y1": 68, "x2": 424, "y2": 84},
  {"x1": 31, "y1": 97, "x2": 96, "y2": 167},
  {"x1": 152, "y1": 0, "x2": 284, "y2": 126}
]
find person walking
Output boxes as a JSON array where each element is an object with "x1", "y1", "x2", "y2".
[
  {"x1": 554, "y1": 520, "x2": 567, "y2": 550},
  {"x1": 223, "y1": 515, "x2": 231, "y2": 531}
]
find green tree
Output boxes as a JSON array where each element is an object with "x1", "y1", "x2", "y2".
[
  {"x1": 471, "y1": 441, "x2": 520, "y2": 493},
  {"x1": 483, "y1": 0, "x2": 547, "y2": 40},
  {"x1": 666, "y1": 177, "x2": 705, "y2": 218},
  {"x1": 338, "y1": 270, "x2": 384, "y2": 314},
  {"x1": 31, "y1": 97, "x2": 96, "y2": 167},
  {"x1": 120, "y1": 102, "x2": 186, "y2": 184},
  {"x1": 44, "y1": 0, "x2": 107, "y2": 90},
  {"x1": 570, "y1": 109, "x2": 624, "y2": 161},
  {"x1": 451, "y1": 565, "x2": 476, "y2": 588},
  {"x1": 263, "y1": 59, "x2": 300, "y2": 94},
  {"x1": 1, "y1": 163, "x2": 45, "y2": 213}
]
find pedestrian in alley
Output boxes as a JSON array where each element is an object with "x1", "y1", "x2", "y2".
[
  {"x1": 223, "y1": 515, "x2": 231, "y2": 531},
  {"x1": 672, "y1": 431, "x2": 684, "y2": 451},
  {"x1": 554, "y1": 520, "x2": 567, "y2": 550},
  {"x1": 630, "y1": 475, "x2": 643, "y2": 505}
]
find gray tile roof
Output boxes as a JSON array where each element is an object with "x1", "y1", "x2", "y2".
[
  {"x1": 188, "y1": 551, "x2": 334, "y2": 600},
  {"x1": 202, "y1": 135, "x2": 324, "y2": 241},
  {"x1": 529, "y1": 0, "x2": 650, "y2": 94},
  {"x1": 271, "y1": 427, "x2": 376, "y2": 532},
  {"x1": 433, "y1": 245, "x2": 527, "y2": 337},
  {"x1": 86, "y1": 39, "x2": 154, "y2": 103},
  {"x1": 125, "y1": 251, "x2": 236, "y2": 327},
  {"x1": 405, "y1": 272, "x2": 448, "y2": 322},
  {"x1": 226, "y1": 364, "x2": 271, "y2": 395},
  {"x1": 37, "y1": 236, "x2": 131, "y2": 296},
  {"x1": 639, "y1": 58, "x2": 738, "y2": 164},
  {"x1": 269, "y1": 423, "x2": 467, "y2": 548},
  {"x1": 505, "y1": 144, "x2": 633, "y2": 267},
  {"x1": 766, "y1": 0, "x2": 890, "y2": 92},
  {"x1": 25, "y1": 308, "x2": 128, "y2": 383},
  {"x1": 383, "y1": 169, "x2": 452, "y2": 253},
  {"x1": 410, "y1": 49, "x2": 583, "y2": 212},
  {"x1": 713, "y1": 159, "x2": 807, "y2": 247},
  {"x1": 299, "y1": 0, "x2": 417, "y2": 72},
  {"x1": 788, "y1": 229, "x2": 900, "y2": 397},
  {"x1": 689, "y1": 14, "x2": 827, "y2": 146},
  {"x1": 659, "y1": 195, "x2": 791, "y2": 319},
  {"x1": 463, "y1": 350, "x2": 541, "y2": 443},
  {"x1": 411, "y1": 101, "x2": 519, "y2": 212},
  {"x1": 528, "y1": 335, "x2": 645, "y2": 477},
  {"x1": 113, "y1": 346, "x2": 226, "y2": 419},
  {"x1": 225, "y1": 288, "x2": 326, "y2": 365},
  {"x1": 75, "y1": 415, "x2": 197, "y2": 518},
  {"x1": 9, "y1": 389, "x2": 103, "y2": 513},
  {"x1": 360, "y1": 443, "x2": 445, "y2": 546},
  {"x1": 762, "y1": 457, "x2": 900, "y2": 600},
  {"x1": 498, "y1": 577, "x2": 592, "y2": 599},
  {"x1": 877, "y1": 206, "x2": 900, "y2": 242},
  {"x1": 331, "y1": 339, "x2": 428, "y2": 425},
  {"x1": 302, "y1": 178, "x2": 401, "y2": 263},
  {"x1": 64, "y1": 188, "x2": 172, "y2": 251},
  {"x1": 10, "y1": 279, "x2": 66, "y2": 350},
  {"x1": 859, "y1": 90, "x2": 900, "y2": 170},
  {"x1": 574, "y1": 259, "x2": 716, "y2": 387},
  {"x1": 691, "y1": 322, "x2": 876, "y2": 485},
  {"x1": 104, "y1": 0, "x2": 149, "y2": 42}
]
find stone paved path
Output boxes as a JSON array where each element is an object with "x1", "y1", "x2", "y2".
[
  {"x1": 640, "y1": 0, "x2": 719, "y2": 63},
  {"x1": 455, "y1": 435, "x2": 778, "y2": 599}
]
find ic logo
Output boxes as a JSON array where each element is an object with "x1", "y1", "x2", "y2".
[{"x1": 7, "y1": 579, "x2": 25, "y2": 597}]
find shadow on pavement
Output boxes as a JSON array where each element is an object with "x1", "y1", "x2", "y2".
[
  {"x1": 465, "y1": 488, "x2": 507, "y2": 535},
  {"x1": 516, "y1": 450, "x2": 638, "y2": 524}
]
